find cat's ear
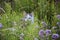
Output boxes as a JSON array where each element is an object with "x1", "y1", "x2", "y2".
[
  {"x1": 23, "y1": 11, "x2": 27, "y2": 17},
  {"x1": 31, "y1": 12, "x2": 34, "y2": 16}
]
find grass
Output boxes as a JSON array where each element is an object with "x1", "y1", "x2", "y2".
[{"x1": 0, "y1": 11, "x2": 40, "y2": 40}]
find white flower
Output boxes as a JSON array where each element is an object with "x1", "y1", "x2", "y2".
[
  {"x1": 12, "y1": 21, "x2": 17, "y2": 26},
  {"x1": 20, "y1": 37, "x2": 24, "y2": 40},
  {"x1": 52, "y1": 26, "x2": 57, "y2": 29},
  {"x1": 7, "y1": 28, "x2": 16, "y2": 32},
  {"x1": 34, "y1": 37, "x2": 38, "y2": 40},
  {"x1": 41, "y1": 21, "x2": 47, "y2": 27},
  {"x1": 35, "y1": 25, "x2": 39, "y2": 28},
  {"x1": 20, "y1": 33, "x2": 24, "y2": 38}
]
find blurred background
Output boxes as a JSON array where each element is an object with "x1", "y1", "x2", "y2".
[{"x1": 0, "y1": 0, "x2": 60, "y2": 40}]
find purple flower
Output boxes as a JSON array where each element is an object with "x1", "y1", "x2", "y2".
[
  {"x1": 39, "y1": 30, "x2": 44, "y2": 37},
  {"x1": 52, "y1": 34, "x2": 59, "y2": 39},
  {"x1": 45, "y1": 29, "x2": 51, "y2": 36},
  {"x1": 55, "y1": 0, "x2": 60, "y2": 2},
  {"x1": 56, "y1": 15, "x2": 60, "y2": 19},
  {"x1": 0, "y1": 23, "x2": 3, "y2": 28}
]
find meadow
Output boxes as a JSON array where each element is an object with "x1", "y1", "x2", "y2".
[{"x1": 0, "y1": 0, "x2": 60, "y2": 40}]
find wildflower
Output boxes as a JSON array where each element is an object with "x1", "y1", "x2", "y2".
[
  {"x1": 56, "y1": 15, "x2": 60, "y2": 19},
  {"x1": 55, "y1": 0, "x2": 60, "y2": 2},
  {"x1": 0, "y1": 23, "x2": 3, "y2": 28},
  {"x1": 45, "y1": 29, "x2": 51, "y2": 36},
  {"x1": 35, "y1": 25, "x2": 39, "y2": 28},
  {"x1": 14, "y1": 21, "x2": 17, "y2": 25},
  {"x1": 34, "y1": 37, "x2": 38, "y2": 40},
  {"x1": 52, "y1": 26, "x2": 57, "y2": 30},
  {"x1": 7, "y1": 28, "x2": 16, "y2": 32},
  {"x1": 39, "y1": 29, "x2": 45, "y2": 40},
  {"x1": 20, "y1": 37, "x2": 24, "y2": 40},
  {"x1": 39, "y1": 30, "x2": 45, "y2": 38},
  {"x1": 52, "y1": 34, "x2": 59, "y2": 40},
  {"x1": 20, "y1": 33, "x2": 24, "y2": 38}
]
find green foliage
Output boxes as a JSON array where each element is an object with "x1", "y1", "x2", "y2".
[
  {"x1": 0, "y1": 0, "x2": 60, "y2": 40},
  {"x1": 4, "y1": 2, "x2": 11, "y2": 14}
]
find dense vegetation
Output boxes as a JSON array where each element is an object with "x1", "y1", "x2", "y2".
[{"x1": 0, "y1": 0, "x2": 60, "y2": 40}]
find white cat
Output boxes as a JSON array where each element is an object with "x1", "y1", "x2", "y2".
[{"x1": 24, "y1": 11, "x2": 34, "y2": 24}]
